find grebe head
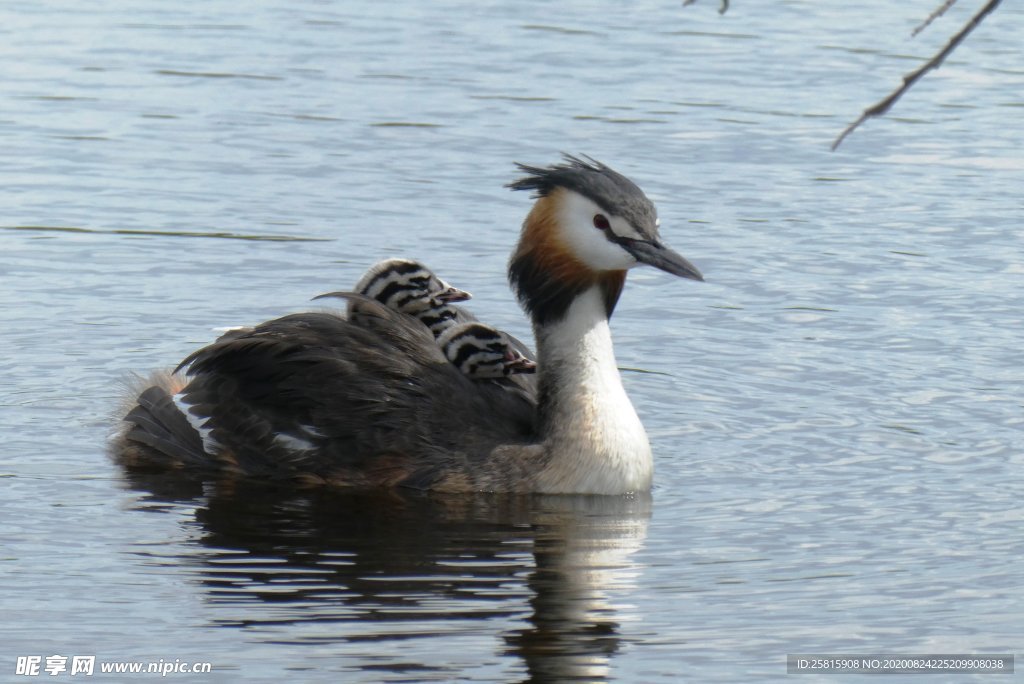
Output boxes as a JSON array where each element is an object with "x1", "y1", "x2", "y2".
[
  {"x1": 354, "y1": 258, "x2": 471, "y2": 315},
  {"x1": 438, "y1": 322, "x2": 537, "y2": 379},
  {"x1": 507, "y1": 154, "x2": 702, "y2": 324},
  {"x1": 316, "y1": 258, "x2": 470, "y2": 317}
]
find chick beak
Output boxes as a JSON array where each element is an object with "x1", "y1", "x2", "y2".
[
  {"x1": 504, "y1": 350, "x2": 537, "y2": 375},
  {"x1": 620, "y1": 238, "x2": 704, "y2": 281},
  {"x1": 436, "y1": 285, "x2": 472, "y2": 303}
]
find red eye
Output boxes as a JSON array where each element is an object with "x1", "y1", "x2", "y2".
[{"x1": 593, "y1": 214, "x2": 610, "y2": 230}]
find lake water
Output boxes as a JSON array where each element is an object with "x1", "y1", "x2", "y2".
[{"x1": 2, "y1": 1, "x2": 1021, "y2": 681}]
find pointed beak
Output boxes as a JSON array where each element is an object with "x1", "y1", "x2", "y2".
[
  {"x1": 436, "y1": 285, "x2": 472, "y2": 303},
  {"x1": 620, "y1": 238, "x2": 704, "y2": 281}
]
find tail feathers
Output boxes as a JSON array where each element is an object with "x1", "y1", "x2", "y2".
[{"x1": 114, "y1": 380, "x2": 209, "y2": 469}]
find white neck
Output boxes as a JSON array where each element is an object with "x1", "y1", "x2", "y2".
[{"x1": 532, "y1": 286, "x2": 652, "y2": 494}]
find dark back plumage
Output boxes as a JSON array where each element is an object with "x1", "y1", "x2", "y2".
[{"x1": 117, "y1": 295, "x2": 535, "y2": 488}]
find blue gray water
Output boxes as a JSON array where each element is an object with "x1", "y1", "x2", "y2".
[{"x1": 2, "y1": 1, "x2": 1021, "y2": 681}]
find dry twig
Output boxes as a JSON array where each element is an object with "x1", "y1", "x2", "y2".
[
  {"x1": 832, "y1": 0, "x2": 1002, "y2": 151},
  {"x1": 913, "y1": 0, "x2": 960, "y2": 37},
  {"x1": 682, "y1": 0, "x2": 729, "y2": 15}
]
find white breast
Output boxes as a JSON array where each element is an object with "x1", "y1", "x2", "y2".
[{"x1": 534, "y1": 288, "x2": 652, "y2": 494}]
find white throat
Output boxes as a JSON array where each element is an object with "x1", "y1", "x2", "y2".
[{"x1": 534, "y1": 285, "x2": 652, "y2": 494}]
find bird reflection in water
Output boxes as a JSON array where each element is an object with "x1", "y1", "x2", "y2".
[{"x1": 121, "y1": 473, "x2": 650, "y2": 682}]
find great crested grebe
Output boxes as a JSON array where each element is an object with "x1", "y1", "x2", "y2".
[
  {"x1": 330, "y1": 258, "x2": 472, "y2": 333},
  {"x1": 114, "y1": 155, "x2": 703, "y2": 494},
  {"x1": 437, "y1": 322, "x2": 536, "y2": 379},
  {"x1": 324, "y1": 256, "x2": 537, "y2": 365}
]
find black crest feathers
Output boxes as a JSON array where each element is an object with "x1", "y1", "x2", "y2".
[{"x1": 506, "y1": 153, "x2": 657, "y2": 234}]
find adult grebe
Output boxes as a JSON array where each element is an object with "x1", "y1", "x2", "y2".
[{"x1": 114, "y1": 155, "x2": 703, "y2": 493}]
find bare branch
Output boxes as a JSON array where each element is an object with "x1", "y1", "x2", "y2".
[
  {"x1": 832, "y1": 0, "x2": 1002, "y2": 151},
  {"x1": 913, "y1": 0, "x2": 960, "y2": 37},
  {"x1": 682, "y1": 0, "x2": 729, "y2": 15}
]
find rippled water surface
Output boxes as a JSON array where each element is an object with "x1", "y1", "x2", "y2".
[{"x1": 2, "y1": 1, "x2": 1022, "y2": 681}]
